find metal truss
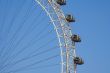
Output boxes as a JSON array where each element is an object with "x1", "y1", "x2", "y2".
[{"x1": 35, "y1": 0, "x2": 77, "y2": 73}]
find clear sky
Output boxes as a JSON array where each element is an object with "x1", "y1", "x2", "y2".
[
  {"x1": 0, "y1": 0, "x2": 110, "y2": 73},
  {"x1": 67, "y1": 0, "x2": 110, "y2": 73}
]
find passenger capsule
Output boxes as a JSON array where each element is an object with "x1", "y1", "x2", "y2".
[
  {"x1": 56, "y1": 0, "x2": 66, "y2": 5},
  {"x1": 66, "y1": 14, "x2": 75, "y2": 22},
  {"x1": 71, "y1": 34, "x2": 81, "y2": 42},
  {"x1": 74, "y1": 57, "x2": 84, "y2": 65}
]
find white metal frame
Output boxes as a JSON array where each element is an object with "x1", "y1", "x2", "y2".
[{"x1": 35, "y1": 0, "x2": 77, "y2": 73}]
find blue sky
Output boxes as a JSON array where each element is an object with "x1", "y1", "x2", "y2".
[
  {"x1": 0, "y1": 0, "x2": 110, "y2": 73},
  {"x1": 67, "y1": 0, "x2": 110, "y2": 73}
]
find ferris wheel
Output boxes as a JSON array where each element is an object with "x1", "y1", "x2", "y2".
[{"x1": 0, "y1": 0, "x2": 84, "y2": 73}]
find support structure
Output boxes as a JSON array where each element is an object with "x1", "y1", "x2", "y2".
[{"x1": 35, "y1": 0, "x2": 84, "y2": 73}]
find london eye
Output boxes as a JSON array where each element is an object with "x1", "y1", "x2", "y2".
[{"x1": 0, "y1": 0, "x2": 84, "y2": 73}]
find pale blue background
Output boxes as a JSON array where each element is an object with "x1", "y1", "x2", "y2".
[{"x1": 0, "y1": 0, "x2": 110, "y2": 73}]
